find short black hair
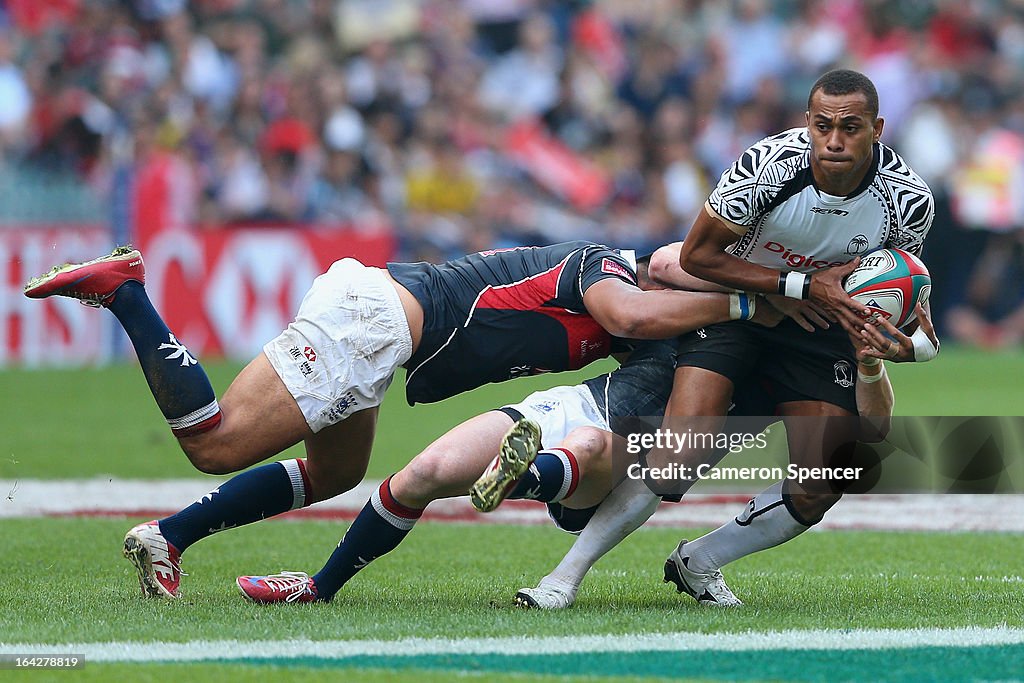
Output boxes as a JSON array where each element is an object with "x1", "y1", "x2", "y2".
[{"x1": 807, "y1": 69, "x2": 879, "y2": 118}]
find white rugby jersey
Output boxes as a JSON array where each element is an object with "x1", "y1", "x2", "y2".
[{"x1": 707, "y1": 128, "x2": 934, "y2": 272}]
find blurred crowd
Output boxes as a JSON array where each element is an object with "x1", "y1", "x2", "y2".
[{"x1": 2, "y1": 0, "x2": 1024, "y2": 347}]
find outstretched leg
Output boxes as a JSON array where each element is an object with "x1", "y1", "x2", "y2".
[
  {"x1": 24, "y1": 248, "x2": 312, "y2": 473},
  {"x1": 238, "y1": 410, "x2": 516, "y2": 603}
]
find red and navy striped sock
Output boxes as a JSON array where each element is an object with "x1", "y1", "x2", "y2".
[
  {"x1": 108, "y1": 281, "x2": 222, "y2": 437},
  {"x1": 158, "y1": 458, "x2": 311, "y2": 552},
  {"x1": 312, "y1": 476, "x2": 423, "y2": 600},
  {"x1": 507, "y1": 448, "x2": 579, "y2": 503}
]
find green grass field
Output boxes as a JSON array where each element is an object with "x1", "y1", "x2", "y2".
[{"x1": 1, "y1": 346, "x2": 1023, "y2": 681}]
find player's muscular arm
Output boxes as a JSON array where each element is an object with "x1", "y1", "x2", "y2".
[
  {"x1": 648, "y1": 242, "x2": 732, "y2": 292},
  {"x1": 851, "y1": 331, "x2": 896, "y2": 441},
  {"x1": 679, "y1": 207, "x2": 866, "y2": 332},
  {"x1": 583, "y1": 279, "x2": 737, "y2": 339},
  {"x1": 678, "y1": 208, "x2": 782, "y2": 292}
]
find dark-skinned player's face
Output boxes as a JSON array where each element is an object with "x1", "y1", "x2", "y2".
[{"x1": 805, "y1": 90, "x2": 884, "y2": 195}]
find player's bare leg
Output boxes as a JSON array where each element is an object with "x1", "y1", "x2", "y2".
[
  {"x1": 392, "y1": 411, "x2": 517, "y2": 507},
  {"x1": 177, "y1": 353, "x2": 313, "y2": 473},
  {"x1": 24, "y1": 247, "x2": 312, "y2": 472},
  {"x1": 301, "y1": 406, "x2": 379, "y2": 502},
  {"x1": 239, "y1": 405, "x2": 621, "y2": 603},
  {"x1": 124, "y1": 357, "x2": 326, "y2": 599}
]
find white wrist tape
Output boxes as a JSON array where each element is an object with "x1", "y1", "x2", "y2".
[
  {"x1": 783, "y1": 272, "x2": 808, "y2": 299},
  {"x1": 911, "y1": 326, "x2": 939, "y2": 362},
  {"x1": 858, "y1": 363, "x2": 886, "y2": 384},
  {"x1": 729, "y1": 292, "x2": 756, "y2": 321}
]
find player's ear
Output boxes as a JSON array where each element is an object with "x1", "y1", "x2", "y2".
[{"x1": 872, "y1": 116, "x2": 884, "y2": 142}]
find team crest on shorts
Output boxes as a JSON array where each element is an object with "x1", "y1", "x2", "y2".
[
  {"x1": 530, "y1": 399, "x2": 559, "y2": 413},
  {"x1": 833, "y1": 360, "x2": 854, "y2": 388},
  {"x1": 325, "y1": 391, "x2": 359, "y2": 422}
]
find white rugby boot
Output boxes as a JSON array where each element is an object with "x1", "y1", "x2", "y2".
[
  {"x1": 663, "y1": 540, "x2": 742, "y2": 607},
  {"x1": 513, "y1": 577, "x2": 577, "y2": 609}
]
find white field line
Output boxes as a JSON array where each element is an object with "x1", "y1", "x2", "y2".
[
  {"x1": 2, "y1": 479, "x2": 1023, "y2": 532},
  {"x1": 2, "y1": 627, "x2": 1023, "y2": 662}
]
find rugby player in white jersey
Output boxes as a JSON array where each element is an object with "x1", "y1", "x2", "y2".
[{"x1": 512, "y1": 68, "x2": 939, "y2": 608}]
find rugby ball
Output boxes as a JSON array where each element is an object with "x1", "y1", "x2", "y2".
[{"x1": 843, "y1": 248, "x2": 931, "y2": 328}]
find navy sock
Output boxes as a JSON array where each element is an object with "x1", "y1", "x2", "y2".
[
  {"x1": 107, "y1": 281, "x2": 222, "y2": 436},
  {"x1": 508, "y1": 448, "x2": 579, "y2": 503},
  {"x1": 158, "y1": 459, "x2": 311, "y2": 552},
  {"x1": 312, "y1": 477, "x2": 422, "y2": 600}
]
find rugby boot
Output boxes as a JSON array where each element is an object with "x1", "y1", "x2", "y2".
[
  {"x1": 513, "y1": 579, "x2": 577, "y2": 609},
  {"x1": 469, "y1": 418, "x2": 542, "y2": 512},
  {"x1": 24, "y1": 246, "x2": 144, "y2": 307},
  {"x1": 237, "y1": 571, "x2": 320, "y2": 604},
  {"x1": 123, "y1": 521, "x2": 184, "y2": 599},
  {"x1": 663, "y1": 540, "x2": 742, "y2": 607}
]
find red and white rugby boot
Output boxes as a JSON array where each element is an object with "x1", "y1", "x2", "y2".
[
  {"x1": 23, "y1": 246, "x2": 144, "y2": 307},
  {"x1": 469, "y1": 418, "x2": 542, "y2": 513},
  {"x1": 236, "y1": 571, "x2": 319, "y2": 604},
  {"x1": 123, "y1": 521, "x2": 184, "y2": 599}
]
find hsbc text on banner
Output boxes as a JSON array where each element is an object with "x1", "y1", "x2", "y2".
[
  {"x1": 1, "y1": 226, "x2": 114, "y2": 366},
  {"x1": 2, "y1": 225, "x2": 395, "y2": 366}
]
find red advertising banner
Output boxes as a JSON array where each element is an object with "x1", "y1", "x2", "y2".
[
  {"x1": 2, "y1": 225, "x2": 396, "y2": 365},
  {"x1": 1, "y1": 226, "x2": 113, "y2": 366},
  {"x1": 137, "y1": 226, "x2": 395, "y2": 359}
]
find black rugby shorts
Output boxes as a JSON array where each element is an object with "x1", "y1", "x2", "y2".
[{"x1": 675, "y1": 319, "x2": 858, "y2": 414}]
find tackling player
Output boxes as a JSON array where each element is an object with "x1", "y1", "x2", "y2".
[
  {"x1": 24, "y1": 241, "x2": 760, "y2": 599},
  {"x1": 234, "y1": 337, "x2": 685, "y2": 603}
]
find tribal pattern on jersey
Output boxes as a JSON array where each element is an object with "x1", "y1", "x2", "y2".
[
  {"x1": 388, "y1": 241, "x2": 637, "y2": 404},
  {"x1": 707, "y1": 128, "x2": 933, "y2": 272}
]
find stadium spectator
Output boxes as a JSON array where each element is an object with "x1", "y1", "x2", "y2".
[
  {"x1": 3, "y1": 0, "x2": 1024, "y2": 345},
  {"x1": 0, "y1": 27, "x2": 31, "y2": 152}
]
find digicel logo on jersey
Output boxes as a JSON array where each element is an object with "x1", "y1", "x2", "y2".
[{"x1": 763, "y1": 241, "x2": 846, "y2": 269}]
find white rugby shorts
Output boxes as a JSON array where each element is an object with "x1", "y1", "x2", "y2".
[
  {"x1": 264, "y1": 258, "x2": 413, "y2": 433},
  {"x1": 504, "y1": 384, "x2": 609, "y2": 448}
]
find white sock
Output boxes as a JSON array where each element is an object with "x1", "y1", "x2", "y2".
[
  {"x1": 684, "y1": 481, "x2": 811, "y2": 574},
  {"x1": 546, "y1": 476, "x2": 661, "y2": 591}
]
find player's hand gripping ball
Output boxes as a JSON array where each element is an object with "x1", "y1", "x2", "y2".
[{"x1": 843, "y1": 248, "x2": 931, "y2": 328}]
